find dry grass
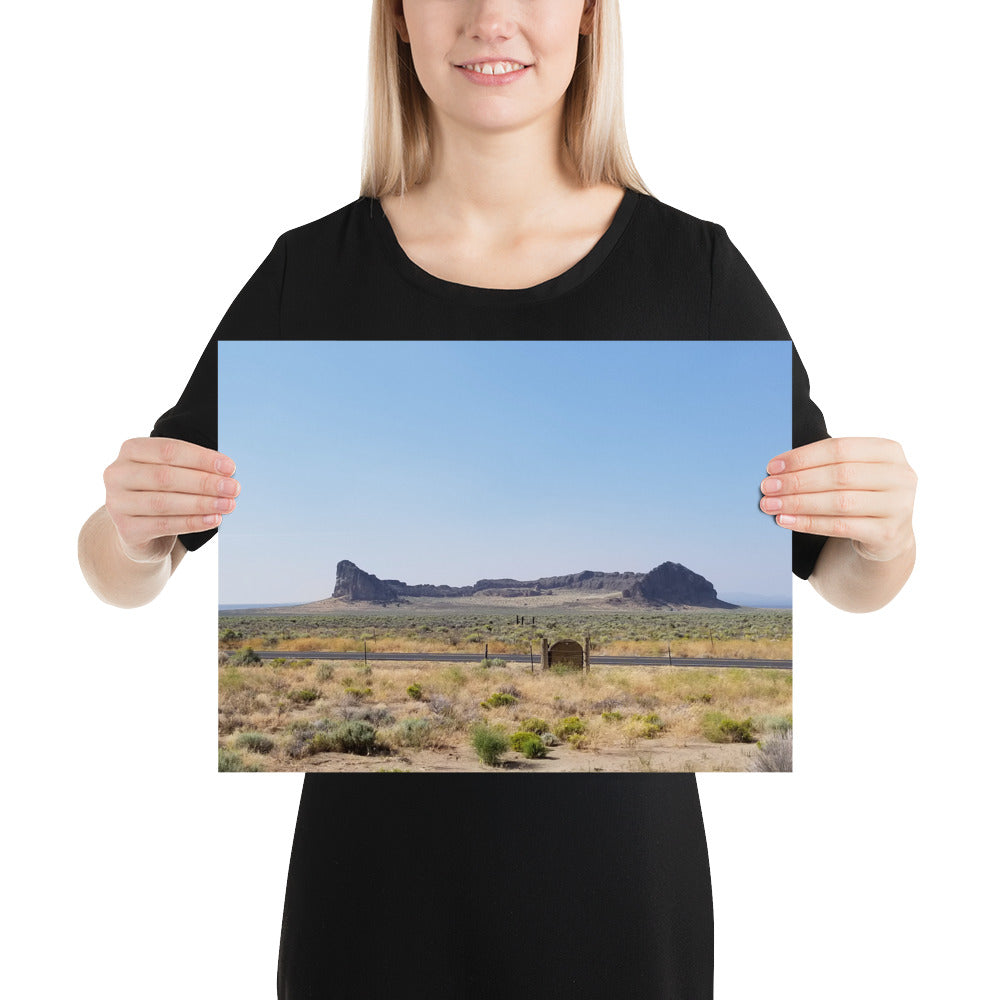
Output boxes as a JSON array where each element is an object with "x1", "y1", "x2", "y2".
[
  {"x1": 271, "y1": 635, "x2": 527, "y2": 655},
  {"x1": 218, "y1": 658, "x2": 792, "y2": 764},
  {"x1": 262, "y1": 634, "x2": 790, "y2": 659},
  {"x1": 589, "y1": 637, "x2": 790, "y2": 659}
]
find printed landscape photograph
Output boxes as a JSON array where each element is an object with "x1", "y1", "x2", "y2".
[{"x1": 218, "y1": 340, "x2": 793, "y2": 774}]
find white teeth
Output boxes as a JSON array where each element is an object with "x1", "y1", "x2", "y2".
[{"x1": 463, "y1": 61, "x2": 525, "y2": 75}]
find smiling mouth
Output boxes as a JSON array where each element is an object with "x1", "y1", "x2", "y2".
[{"x1": 456, "y1": 61, "x2": 530, "y2": 76}]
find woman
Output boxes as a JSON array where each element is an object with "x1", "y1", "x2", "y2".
[{"x1": 79, "y1": 1, "x2": 916, "y2": 996}]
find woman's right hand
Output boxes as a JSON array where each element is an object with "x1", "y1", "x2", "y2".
[{"x1": 103, "y1": 437, "x2": 240, "y2": 562}]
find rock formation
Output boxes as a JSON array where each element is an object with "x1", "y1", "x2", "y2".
[
  {"x1": 623, "y1": 561, "x2": 737, "y2": 609},
  {"x1": 332, "y1": 560, "x2": 400, "y2": 604},
  {"x1": 331, "y1": 558, "x2": 736, "y2": 608}
]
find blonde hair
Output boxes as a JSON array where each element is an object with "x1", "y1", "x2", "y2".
[{"x1": 360, "y1": 0, "x2": 651, "y2": 199}]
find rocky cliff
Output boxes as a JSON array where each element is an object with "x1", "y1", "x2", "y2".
[
  {"x1": 622, "y1": 561, "x2": 737, "y2": 609},
  {"x1": 332, "y1": 559, "x2": 734, "y2": 608},
  {"x1": 333, "y1": 560, "x2": 400, "y2": 604}
]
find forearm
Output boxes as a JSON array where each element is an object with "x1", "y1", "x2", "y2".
[
  {"x1": 78, "y1": 506, "x2": 187, "y2": 609},
  {"x1": 808, "y1": 534, "x2": 916, "y2": 613}
]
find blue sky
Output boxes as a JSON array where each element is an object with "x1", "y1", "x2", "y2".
[{"x1": 218, "y1": 340, "x2": 791, "y2": 605}]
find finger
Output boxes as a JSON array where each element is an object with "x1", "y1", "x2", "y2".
[
  {"x1": 113, "y1": 489, "x2": 239, "y2": 518},
  {"x1": 761, "y1": 462, "x2": 913, "y2": 497},
  {"x1": 116, "y1": 512, "x2": 225, "y2": 548},
  {"x1": 771, "y1": 512, "x2": 882, "y2": 541},
  {"x1": 771, "y1": 512, "x2": 910, "y2": 560},
  {"x1": 120, "y1": 437, "x2": 236, "y2": 477},
  {"x1": 766, "y1": 437, "x2": 905, "y2": 476},
  {"x1": 760, "y1": 490, "x2": 895, "y2": 519},
  {"x1": 109, "y1": 461, "x2": 241, "y2": 500}
]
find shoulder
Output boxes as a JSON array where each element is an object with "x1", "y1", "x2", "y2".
[
  {"x1": 624, "y1": 191, "x2": 736, "y2": 282},
  {"x1": 266, "y1": 197, "x2": 381, "y2": 289},
  {"x1": 614, "y1": 190, "x2": 729, "y2": 293},
  {"x1": 631, "y1": 191, "x2": 725, "y2": 250},
  {"x1": 276, "y1": 196, "x2": 374, "y2": 250}
]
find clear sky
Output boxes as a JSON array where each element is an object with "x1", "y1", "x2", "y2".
[{"x1": 218, "y1": 340, "x2": 791, "y2": 605}]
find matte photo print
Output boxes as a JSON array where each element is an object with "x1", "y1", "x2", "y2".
[{"x1": 218, "y1": 340, "x2": 792, "y2": 774}]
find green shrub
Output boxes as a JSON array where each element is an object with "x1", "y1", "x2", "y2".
[
  {"x1": 601, "y1": 710, "x2": 623, "y2": 722},
  {"x1": 289, "y1": 687, "x2": 320, "y2": 704},
  {"x1": 471, "y1": 722, "x2": 509, "y2": 766},
  {"x1": 719, "y1": 717, "x2": 755, "y2": 743},
  {"x1": 480, "y1": 658, "x2": 508, "y2": 669},
  {"x1": 234, "y1": 731, "x2": 275, "y2": 754},
  {"x1": 685, "y1": 692, "x2": 713, "y2": 704},
  {"x1": 555, "y1": 716, "x2": 586, "y2": 739},
  {"x1": 342, "y1": 686, "x2": 373, "y2": 699},
  {"x1": 230, "y1": 645, "x2": 262, "y2": 666},
  {"x1": 218, "y1": 748, "x2": 262, "y2": 772},
  {"x1": 343, "y1": 705, "x2": 395, "y2": 727},
  {"x1": 480, "y1": 691, "x2": 517, "y2": 709},
  {"x1": 510, "y1": 731, "x2": 547, "y2": 758},
  {"x1": 521, "y1": 717, "x2": 550, "y2": 735},
  {"x1": 702, "y1": 711, "x2": 756, "y2": 744},
  {"x1": 630, "y1": 712, "x2": 666, "y2": 738},
  {"x1": 406, "y1": 683, "x2": 424, "y2": 701},
  {"x1": 306, "y1": 731, "x2": 340, "y2": 753},
  {"x1": 395, "y1": 717, "x2": 433, "y2": 747},
  {"x1": 315, "y1": 720, "x2": 378, "y2": 755},
  {"x1": 315, "y1": 663, "x2": 334, "y2": 682},
  {"x1": 286, "y1": 717, "x2": 380, "y2": 758}
]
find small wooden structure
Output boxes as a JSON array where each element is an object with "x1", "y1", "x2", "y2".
[{"x1": 540, "y1": 637, "x2": 591, "y2": 672}]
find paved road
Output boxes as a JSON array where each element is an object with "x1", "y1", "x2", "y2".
[{"x1": 248, "y1": 650, "x2": 791, "y2": 670}]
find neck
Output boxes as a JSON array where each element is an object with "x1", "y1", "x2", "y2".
[{"x1": 412, "y1": 103, "x2": 584, "y2": 233}]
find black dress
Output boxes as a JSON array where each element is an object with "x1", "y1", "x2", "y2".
[{"x1": 152, "y1": 188, "x2": 829, "y2": 998}]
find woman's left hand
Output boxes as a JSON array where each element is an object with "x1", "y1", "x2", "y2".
[{"x1": 760, "y1": 437, "x2": 917, "y2": 562}]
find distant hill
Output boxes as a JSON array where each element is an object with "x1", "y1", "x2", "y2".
[{"x1": 330, "y1": 559, "x2": 738, "y2": 610}]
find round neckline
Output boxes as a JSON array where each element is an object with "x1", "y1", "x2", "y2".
[{"x1": 368, "y1": 187, "x2": 639, "y2": 306}]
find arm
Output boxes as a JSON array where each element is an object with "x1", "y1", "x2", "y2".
[
  {"x1": 808, "y1": 534, "x2": 915, "y2": 613},
  {"x1": 78, "y1": 506, "x2": 188, "y2": 609},
  {"x1": 761, "y1": 437, "x2": 917, "y2": 612}
]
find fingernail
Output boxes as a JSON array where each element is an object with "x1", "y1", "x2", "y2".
[
  {"x1": 761, "y1": 497, "x2": 782, "y2": 512},
  {"x1": 219, "y1": 478, "x2": 240, "y2": 496},
  {"x1": 761, "y1": 478, "x2": 782, "y2": 493},
  {"x1": 767, "y1": 459, "x2": 785, "y2": 475},
  {"x1": 216, "y1": 457, "x2": 236, "y2": 475},
  {"x1": 777, "y1": 514, "x2": 796, "y2": 526},
  {"x1": 202, "y1": 514, "x2": 221, "y2": 526}
]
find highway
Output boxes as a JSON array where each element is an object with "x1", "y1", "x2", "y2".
[{"x1": 247, "y1": 650, "x2": 792, "y2": 670}]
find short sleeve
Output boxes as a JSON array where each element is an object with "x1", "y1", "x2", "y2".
[
  {"x1": 709, "y1": 224, "x2": 831, "y2": 580},
  {"x1": 150, "y1": 232, "x2": 286, "y2": 552}
]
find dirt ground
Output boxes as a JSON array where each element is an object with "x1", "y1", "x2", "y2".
[{"x1": 260, "y1": 736, "x2": 759, "y2": 773}]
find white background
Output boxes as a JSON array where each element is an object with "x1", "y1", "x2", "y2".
[{"x1": 4, "y1": 2, "x2": 996, "y2": 997}]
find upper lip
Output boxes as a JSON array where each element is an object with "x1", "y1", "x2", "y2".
[{"x1": 455, "y1": 58, "x2": 531, "y2": 66}]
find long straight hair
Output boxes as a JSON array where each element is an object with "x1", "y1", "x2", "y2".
[{"x1": 360, "y1": 0, "x2": 651, "y2": 198}]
